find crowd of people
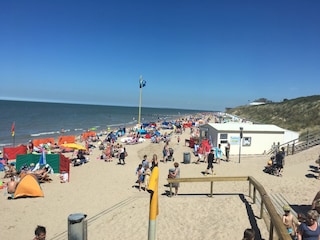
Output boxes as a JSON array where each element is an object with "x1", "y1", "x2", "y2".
[
  {"x1": 132, "y1": 154, "x2": 161, "y2": 192},
  {"x1": 2, "y1": 112, "x2": 320, "y2": 239}
]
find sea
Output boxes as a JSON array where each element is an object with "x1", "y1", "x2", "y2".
[{"x1": 0, "y1": 100, "x2": 209, "y2": 148}]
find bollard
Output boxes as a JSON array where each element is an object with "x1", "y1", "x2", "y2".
[{"x1": 68, "y1": 213, "x2": 87, "y2": 240}]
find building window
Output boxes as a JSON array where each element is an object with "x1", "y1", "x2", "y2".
[
  {"x1": 243, "y1": 137, "x2": 251, "y2": 146},
  {"x1": 220, "y1": 133, "x2": 228, "y2": 144}
]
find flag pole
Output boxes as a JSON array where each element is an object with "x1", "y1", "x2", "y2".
[
  {"x1": 11, "y1": 122, "x2": 15, "y2": 147},
  {"x1": 138, "y1": 75, "x2": 143, "y2": 127}
]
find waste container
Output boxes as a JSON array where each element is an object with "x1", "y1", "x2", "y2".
[
  {"x1": 68, "y1": 213, "x2": 87, "y2": 240},
  {"x1": 183, "y1": 152, "x2": 191, "y2": 164}
]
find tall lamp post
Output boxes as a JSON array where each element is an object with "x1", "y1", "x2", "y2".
[{"x1": 238, "y1": 127, "x2": 243, "y2": 163}]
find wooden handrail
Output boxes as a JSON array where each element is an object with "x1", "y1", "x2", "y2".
[
  {"x1": 167, "y1": 176, "x2": 291, "y2": 240},
  {"x1": 167, "y1": 176, "x2": 249, "y2": 183}
]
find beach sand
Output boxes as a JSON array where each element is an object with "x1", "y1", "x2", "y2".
[{"x1": 1, "y1": 127, "x2": 320, "y2": 240}]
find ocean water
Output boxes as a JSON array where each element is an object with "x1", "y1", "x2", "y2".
[{"x1": 0, "y1": 100, "x2": 204, "y2": 148}]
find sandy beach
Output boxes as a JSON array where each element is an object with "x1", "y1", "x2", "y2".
[{"x1": 1, "y1": 124, "x2": 320, "y2": 240}]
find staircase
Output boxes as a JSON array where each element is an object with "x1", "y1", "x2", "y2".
[{"x1": 267, "y1": 131, "x2": 320, "y2": 156}]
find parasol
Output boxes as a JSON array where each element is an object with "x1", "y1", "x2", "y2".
[{"x1": 61, "y1": 143, "x2": 86, "y2": 150}]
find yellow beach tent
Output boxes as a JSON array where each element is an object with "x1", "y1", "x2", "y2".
[{"x1": 14, "y1": 174, "x2": 44, "y2": 199}]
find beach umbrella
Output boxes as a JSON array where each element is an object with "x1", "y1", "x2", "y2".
[
  {"x1": 61, "y1": 143, "x2": 86, "y2": 151},
  {"x1": 39, "y1": 150, "x2": 47, "y2": 165}
]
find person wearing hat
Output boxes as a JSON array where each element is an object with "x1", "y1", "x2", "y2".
[
  {"x1": 204, "y1": 149, "x2": 215, "y2": 176},
  {"x1": 282, "y1": 205, "x2": 296, "y2": 239}
]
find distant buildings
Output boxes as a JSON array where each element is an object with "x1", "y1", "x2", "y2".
[{"x1": 249, "y1": 101, "x2": 266, "y2": 106}]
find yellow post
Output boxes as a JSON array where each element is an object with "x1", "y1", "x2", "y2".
[{"x1": 147, "y1": 166, "x2": 159, "y2": 240}]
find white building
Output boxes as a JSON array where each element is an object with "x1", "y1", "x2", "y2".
[{"x1": 199, "y1": 123, "x2": 299, "y2": 155}]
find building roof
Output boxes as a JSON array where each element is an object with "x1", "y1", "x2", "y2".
[{"x1": 205, "y1": 123, "x2": 285, "y2": 133}]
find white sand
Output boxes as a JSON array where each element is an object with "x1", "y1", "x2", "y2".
[{"x1": 1, "y1": 127, "x2": 320, "y2": 240}]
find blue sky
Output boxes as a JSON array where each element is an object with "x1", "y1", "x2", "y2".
[{"x1": 0, "y1": 1, "x2": 319, "y2": 111}]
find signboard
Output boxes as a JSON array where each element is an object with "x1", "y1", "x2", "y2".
[{"x1": 230, "y1": 136, "x2": 240, "y2": 145}]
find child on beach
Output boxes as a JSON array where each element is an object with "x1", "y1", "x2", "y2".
[
  {"x1": 143, "y1": 165, "x2": 151, "y2": 191},
  {"x1": 33, "y1": 225, "x2": 46, "y2": 240},
  {"x1": 214, "y1": 144, "x2": 224, "y2": 164},
  {"x1": 135, "y1": 164, "x2": 145, "y2": 191},
  {"x1": 282, "y1": 205, "x2": 297, "y2": 239},
  {"x1": 195, "y1": 144, "x2": 204, "y2": 164}
]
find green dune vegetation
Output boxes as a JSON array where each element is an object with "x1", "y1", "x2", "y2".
[{"x1": 225, "y1": 95, "x2": 320, "y2": 138}]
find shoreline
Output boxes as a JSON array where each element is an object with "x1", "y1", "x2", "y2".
[
  {"x1": 0, "y1": 100, "x2": 208, "y2": 148},
  {"x1": 0, "y1": 112, "x2": 212, "y2": 149}
]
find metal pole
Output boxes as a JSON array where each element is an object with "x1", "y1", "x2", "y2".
[
  {"x1": 138, "y1": 86, "x2": 142, "y2": 126},
  {"x1": 238, "y1": 127, "x2": 243, "y2": 164},
  {"x1": 238, "y1": 141, "x2": 241, "y2": 163},
  {"x1": 138, "y1": 75, "x2": 143, "y2": 126}
]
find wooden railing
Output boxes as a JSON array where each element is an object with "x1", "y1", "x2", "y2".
[
  {"x1": 167, "y1": 176, "x2": 291, "y2": 240},
  {"x1": 267, "y1": 131, "x2": 320, "y2": 156}
]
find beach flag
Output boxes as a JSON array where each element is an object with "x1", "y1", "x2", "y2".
[
  {"x1": 11, "y1": 122, "x2": 15, "y2": 137},
  {"x1": 39, "y1": 149, "x2": 47, "y2": 165},
  {"x1": 139, "y1": 76, "x2": 146, "y2": 88}
]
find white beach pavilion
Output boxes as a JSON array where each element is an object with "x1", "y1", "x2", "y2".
[{"x1": 199, "y1": 123, "x2": 299, "y2": 155}]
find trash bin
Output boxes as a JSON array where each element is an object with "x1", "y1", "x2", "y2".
[
  {"x1": 183, "y1": 152, "x2": 191, "y2": 164},
  {"x1": 68, "y1": 213, "x2": 87, "y2": 240}
]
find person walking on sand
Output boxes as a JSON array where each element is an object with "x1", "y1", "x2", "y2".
[
  {"x1": 168, "y1": 162, "x2": 180, "y2": 196},
  {"x1": 135, "y1": 164, "x2": 145, "y2": 191},
  {"x1": 142, "y1": 154, "x2": 149, "y2": 168},
  {"x1": 195, "y1": 143, "x2": 204, "y2": 164},
  {"x1": 215, "y1": 144, "x2": 224, "y2": 164},
  {"x1": 118, "y1": 145, "x2": 126, "y2": 165},
  {"x1": 163, "y1": 142, "x2": 169, "y2": 163},
  {"x1": 225, "y1": 142, "x2": 230, "y2": 162},
  {"x1": 204, "y1": 149, "x2": 215, "y2": 176},
  {"x1": 151, "y1": 154, "x2": 158, "y2": 171},
  {"x1": 282, "y1": 205, "x2": 297, "y2": 239}
]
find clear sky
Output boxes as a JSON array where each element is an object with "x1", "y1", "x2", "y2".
[{"x1": 1, "y1": 1, "x2": 319, "y2": 111}]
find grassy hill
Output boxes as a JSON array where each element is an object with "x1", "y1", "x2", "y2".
[{"x1": 225, "y1": 95, "x2": 320, "y2": 134}]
